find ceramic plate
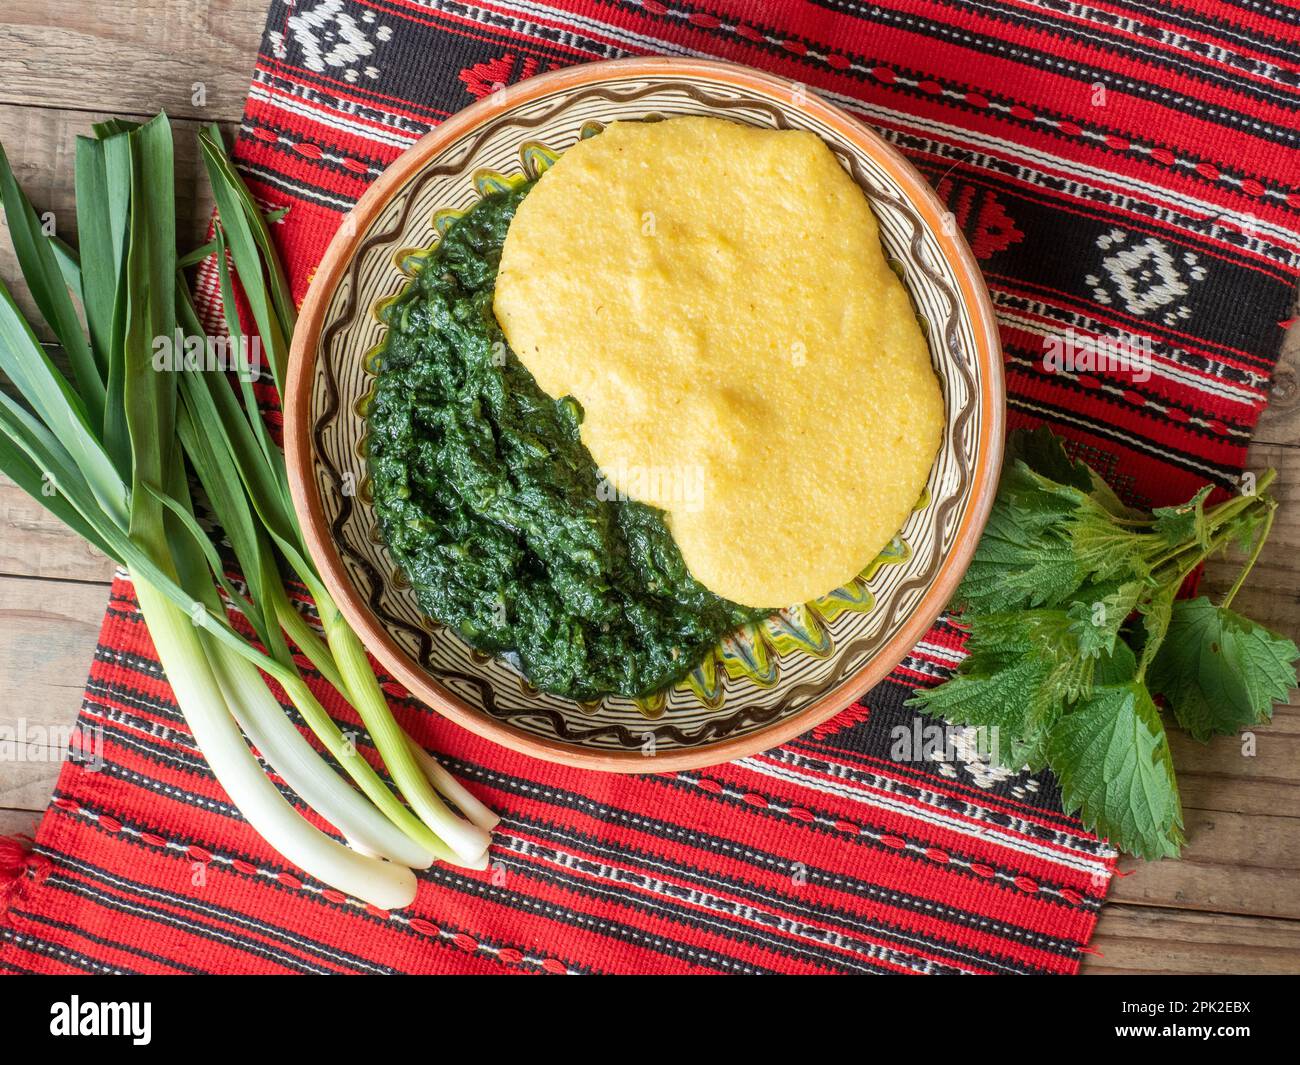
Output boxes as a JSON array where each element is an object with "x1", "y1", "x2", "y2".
[{"x1": 285, "y1": 57, "x2": 1005, "y2": 772}]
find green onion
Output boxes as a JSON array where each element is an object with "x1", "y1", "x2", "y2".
[{"x1": 0, "y1": 112, "x2": 496, "y2": 908}]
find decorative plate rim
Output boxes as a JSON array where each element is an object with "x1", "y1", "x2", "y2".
[{"x1": 285, "y1": 56, "x2": 1006, "y2": 773}]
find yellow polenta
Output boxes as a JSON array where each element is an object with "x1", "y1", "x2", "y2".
[{"x1": 493, "y1": 116, "x2": 943, "y2": 609}]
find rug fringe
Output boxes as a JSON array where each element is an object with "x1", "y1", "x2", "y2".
[{"x1": 0, "y1": 834, "x2": 50, "y2": 923}]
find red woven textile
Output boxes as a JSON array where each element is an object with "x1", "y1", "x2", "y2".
[{"x1": 4, "y1": 0, "x2": 1296, "y2": 975}]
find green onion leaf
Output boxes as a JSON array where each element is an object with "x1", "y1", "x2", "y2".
[{"x1": 0, "y1": 142, "x2": 104, "y2": 422}]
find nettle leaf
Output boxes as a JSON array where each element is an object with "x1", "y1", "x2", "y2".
[
  {"x1": 1006, "y1": 426, "x2": 1092, "y2": 492},
  {"x1": 956, "y1": 502, "x2": 1082, "y2": 613},
  {"x1": 1085, "y1": 472, "x2": 1145, "y2": 521},
  {"x1": 1136, "y1": 581, "x2": 1178, "y2": 675},
  {"x1": 1151, "y1": 485, "x2": 1212, "y2": 550},
  {"x1": 911, "y1": 612, "x2": 1060, "y2": 769},
  {"x1": 997, "y1": 460, "x2": 1085, "y2": 529},
  {"x1": 1047, "y1": 681, "x2": 1184, "y2": 860},
  {"x1": 911, "y1": 610, "x2": 1122, "y2": 771},
  {"x1": 1066, "y1": 503, "x2": 1151, "y2": 585},
  {"x1": 1093, "y1": 639, "x2": 1137, "y2": 687},
  {"x1": 1147, "y1": 598, "x2": 1299, "y2": 741},
  {"x1": 1006, "y1": 426, "x2": 1143, "y2": 520},
  {"x1": 1026, "y1": 610, "x2": 1096, "y2": 704},
  {"x1": 910, "y1": 651, "x2": 1057, "y2": 770},
  {"x1": 1067, "y1": 578, "x2": 1146, "y2": 658}
]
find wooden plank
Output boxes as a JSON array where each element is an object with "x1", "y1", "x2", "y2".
[
  {"x1": 1200, "y1": 441, "x2": 1300, "y2": 641},
  {"x1": 0, "y1": 104, "x2": 237, "y2": 343},
  {"x1": 1254, "y1": 291, "x2": 1300, "y2": 447},
  {"x1": 0, "y1": 576, "x2": 107, "y2": 812},
  {"x1": 0, "y1": 577, "x2": 108, "y2": 726},
  {"x1": 0, "y1": 760, "x2": 69, "y2": 814},
  {"x1": 0, "y1": 807, "x2": 40, "y2": 838},
  {"x1": 1107, "y1": 807, "x2": 1300, "y2": 920},
  {"x1": 1083, "y1": 904, "x2": 1300, "y2": 975},
  {"x1": 0, "y1": 0, "x2": 266, "y2": 122},
  {"x1": 0, "y1": 475, "x2": 115, "y2": 582},
  {"x1": 1168, "y1": 719, "x2": 1299, "y2": 810}
]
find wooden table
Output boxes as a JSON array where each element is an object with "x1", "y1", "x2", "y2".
[{"x1": 2, "y1": 0, "x2": 1298, "y2": 975}]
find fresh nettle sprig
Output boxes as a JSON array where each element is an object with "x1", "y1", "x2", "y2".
[{"x1": 911, "y1": 428, "x2": 1298, "y2": 860}]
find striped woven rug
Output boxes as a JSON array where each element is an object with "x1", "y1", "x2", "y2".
[{"x1": 3, "y1": 0, "x2": 1296, "y2": 974}]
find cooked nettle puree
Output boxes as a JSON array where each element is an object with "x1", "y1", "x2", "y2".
[
  {"x1": 495, "y1": 117, "x2": 943, "y2": 609},
  {"x1": 367, "y1": 184, "x2": 767, "y2": 702}
]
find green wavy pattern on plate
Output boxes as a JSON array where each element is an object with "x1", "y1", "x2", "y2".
[{"x1": 652, "y1": 534, "x2": 916, "y2": 716}]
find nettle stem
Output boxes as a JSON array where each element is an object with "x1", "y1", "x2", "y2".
[
  {"x1": 1203, "y1": 469, "x2": 1276, "y2": 535},
  {"x1": 1221, "y1": 501, "x2": 1277, "y2": 610},
  {"x1": 1148, "y1": 471, "x2": 1277, "y2": 584}
]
